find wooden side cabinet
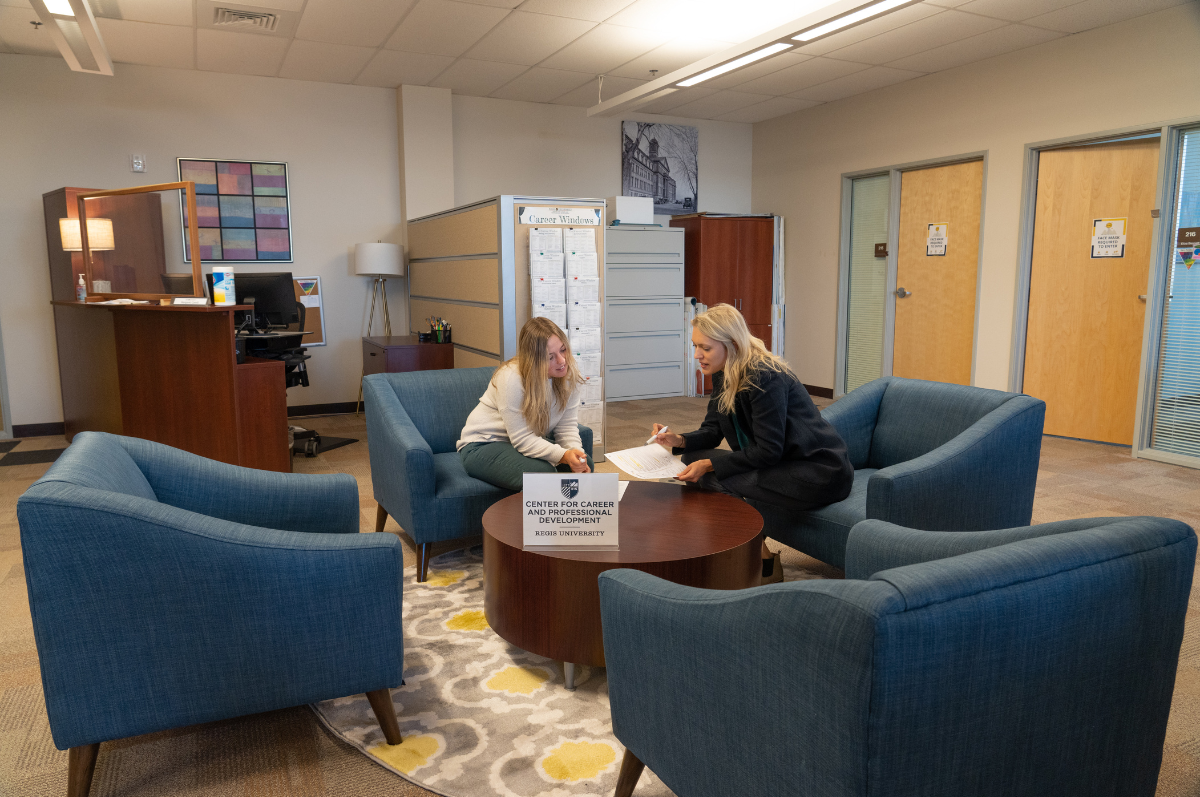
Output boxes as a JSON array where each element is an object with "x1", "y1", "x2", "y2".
[{"x1": 363, "y1": 336, "x2": 454, "y2": 376}]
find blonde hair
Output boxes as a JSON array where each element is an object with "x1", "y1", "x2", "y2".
[
  {"x1": 693, "y1": 304, "x2": 791, "y2": 414},
  {"x1": 497, "y1": 316, "x2": 583, "y2": 436}
]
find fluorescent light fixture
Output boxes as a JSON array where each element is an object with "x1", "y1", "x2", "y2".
[
  {"x1": 29, "y1": 0, "x2": 113, "y2": 75},
  {"x1": 794, "y1": 0, "x2": 910, "y2": 41},
  {"x1": 677, "y1": 42, "x2": 793, "y2": 87}
]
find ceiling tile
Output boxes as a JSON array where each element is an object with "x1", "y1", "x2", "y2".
[
  {"x1": 1023, "y1": 0, "x2": 1192, "y2": 34},
  {"x1": 605, "y1": 36, "x2": 726, "y2": 79},
  {"x1": 794, "y1": 2, "x2": 944, "y2": 56},
  {"x1": 955, "y1": 0, "x2": 1086, "y2": 22},
  {"x1": 635, "y1": 84, "x2": 715, "y2": 113},
  {"x1": 490, "y1": 66, "x2": 594, "y2": 101},
  {"x1": 735, "y1": 56, "x2": 869, "y2": 96},
  {"x1": 93, "y1": 0, "x2": 192, "y2": 26},
  {"x1": 0, "y1": 0, "x2": 31, "y2": 8},
  {"x1": 886, "y1": 21, "x2": 1064, "y2": 71},
  {"x1": 538, "y1": 23, "x2": 666, "y2": 73},
  {"x1": 517, "y1": 0, "x2": 638, "y2": 22},
  {"x1": 663, "y1": 89, "x2": 774, "y2": 119},
  {"x1": 354, "y1": 49, "x2": 454, "y2": 87},
  {"x1": 294, "y1": 0, "x2": 419, "y2": 48},
  {"x1": 429, "y1": 57, "x2": 528, "y2": 95},
  {"x1": 464, "y1": 10, "x2": 595, "y2": 65},
  {"x1": 96, "y1": 18, "x2": 193, "y2": 69},
  {"x1": 384, "y1": 0, "x2": 508, "y2": 57},
  {"x1": 715, "y1": 96, "x2": 822, "y2": 123},
  {"x1": 455, "y1": 0, "x2": 522, "y2": 7},
  {"x1": 604, "y1": 0, "x2": 805, "y2": 45},
  {"x1": 0, "y1": 6, "x2": 59, "y2": 55},
  {"x1": 278, "y1": 39, "x2": 376, "y2": 83},
  {"x1": 196, "y1": 28, "x2": 289, "y2": 76},
  {"x1": 825, "y1": 9, "x2": 1008, "y2": 65},
  {"x1": 699, "y1": 51, "x2": 812, "y2": 91},
  {"x1": 552, "y1": 73, "x2": 644, "y2": 105},
  {"x1": 921, "y1": 0, "x2": 973, "y2": 7},
  {"x1": 790, "y1": 65, "x2": 924, "y2": 102}
]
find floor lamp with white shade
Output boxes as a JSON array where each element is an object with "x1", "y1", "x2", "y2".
[{"x1": 356, "y1": 242, "x2": 404, "y2": 412}]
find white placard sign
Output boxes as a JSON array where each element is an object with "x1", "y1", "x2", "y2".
[
  {"x1": 926, "y1": 223, "x2": 948, "y2": 256},
  {"x1": 1091, "y1": 218, "x2": 1127, "y2": 258},
  {"x1": 519, "y1": 207, "x2": 602, "y2": 226},
  {"x1": 523, "y1": 472, "x2": 618, "y2": 550}
]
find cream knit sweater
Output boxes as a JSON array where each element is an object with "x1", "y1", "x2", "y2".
[{"x1": 456, "y1": 363, "x2": 583, "y2": 464}]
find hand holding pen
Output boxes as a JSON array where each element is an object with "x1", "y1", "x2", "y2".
[{"x1": 649, "y1": 423, "x2": 683, "y2": 448}]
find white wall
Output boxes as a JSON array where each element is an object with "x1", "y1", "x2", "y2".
[
  {"x1": 0, "y1": 54, "x2": 404, "y2": 426},
  {"x1": 451, "y1": 95, "x2": 752, "y2": 218},
  {"x1": 753, "y1": 4, "x2": 1200, "y2": 391},
  {"x1": 401, "y1": 85, "x2": 455, "y2": 220}
]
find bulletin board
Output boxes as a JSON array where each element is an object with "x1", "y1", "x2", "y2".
[{"x1": 293, "y1": 276, "x2": 326, "y2": 346}]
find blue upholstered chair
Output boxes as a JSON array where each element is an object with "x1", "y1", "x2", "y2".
[
  {"x1": 16, "y1": 432, "x2": 405, "y2": 797},
  {"x1": 364, "y1": 367, "x2": 592, "y2": 581},
  {"x1": 600, "y1": 516, "x2": 1196, "y2": 797},
  {"x1": 754, "y1": 376, "x2": 1047, "y2": 569}
]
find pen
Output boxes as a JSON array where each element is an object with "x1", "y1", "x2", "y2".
[{"x1": 646, "y1": 426, "x2": 669, "y2": 445}]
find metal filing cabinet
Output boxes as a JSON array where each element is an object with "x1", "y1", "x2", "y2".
[{"x1": 603, "y1": 225, "x2": 686, "y2": 401}]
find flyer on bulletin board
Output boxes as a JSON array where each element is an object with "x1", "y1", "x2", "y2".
[{"x1": 293, "y1": 276, "x2": 326, "y2": 345}]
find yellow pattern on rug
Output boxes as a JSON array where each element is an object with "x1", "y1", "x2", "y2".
[
  {"x1": 485, "y1": 665, "x2": 552, "y2": 696},
  {"x1": 369, "y1": 734, "x2": 443, "y2": 775},
  {"x1": 425, "y1": 569, "x2": 467, "y2": 587},
  {"x1": 445, "y1": 609, "x2": 489, "y2": 631},
  {"x1": 540, "y1": 741, "x2": 617, "y2": 782}
]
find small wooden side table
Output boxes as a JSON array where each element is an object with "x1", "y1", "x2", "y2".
[{"x1": 362, "y1": 335, "x2": 454, "y2": 375}]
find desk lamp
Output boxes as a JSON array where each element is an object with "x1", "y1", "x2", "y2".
[
  {"x1": 60, "y1": 217, "x2": 115, "y2": 294},
  {"x1": 355, "y1": 242, "x2": 403, "y2": 336}
]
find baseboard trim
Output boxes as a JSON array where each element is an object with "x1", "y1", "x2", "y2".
[
  {"x1": 803, "y1": 384, "x2": 834, "y2": 399},
  {"x1": 14, "y1": 422, "x2": 66, "y2": 438},
  {"x1": 288, "y1": 402, "x2": 359, "y2": 418}
]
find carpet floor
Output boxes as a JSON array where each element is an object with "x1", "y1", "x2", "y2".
[{"x1": 0, "y1": 399, "x2": 1197, "y2": 795}]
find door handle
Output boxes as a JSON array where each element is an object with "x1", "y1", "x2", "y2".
[
  {"x1": 1139, "y1": 295, "x2": 1175, "y2": 301},
  {"x1": 895, "y1": 287, "x2": 911, "y2": 298}
]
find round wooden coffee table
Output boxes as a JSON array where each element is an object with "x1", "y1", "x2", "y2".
[{"x1": 482, "y1": 481, "x2": 763, "y2": 688}]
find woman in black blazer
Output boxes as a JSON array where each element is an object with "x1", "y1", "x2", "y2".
[{"x1": 651, "y1": 304, "x2": 853, "y2": 582}]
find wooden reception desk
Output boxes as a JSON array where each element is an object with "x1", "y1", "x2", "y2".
[{"x1": 51, "y1": 301, "x2": 291, "y2": 472}]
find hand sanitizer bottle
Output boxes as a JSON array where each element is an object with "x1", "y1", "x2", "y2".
[{"x1": 76, "y1": 274, "x2": 87, "y2": 302}]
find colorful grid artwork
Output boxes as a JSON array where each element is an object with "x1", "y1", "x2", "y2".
[{"x1": 178, "y1": 158, "x2": 291, "y2": 262}]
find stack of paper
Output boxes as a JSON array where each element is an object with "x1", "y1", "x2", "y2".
[
  {"x1": 532, "y1": 278, "x2": 565, "y2": 304},
  {"x1": 566, "y1": 251, "x2": 598, "y2": 277},
  {"x1": 569, "y1": 301, "x2": 601, "y2": 328},
  {"x1": 534, "y1": 302, "x2": 567, "y2": 328},
  {"x1": 567, "y1": 277, "x2": 600, "y2": 304},
  {"x1": 531, "y1": 252, "x2": 564, "y2": 279},
  {"x1": 606, "y1": 444, "x2": 685, "y2": 480}
]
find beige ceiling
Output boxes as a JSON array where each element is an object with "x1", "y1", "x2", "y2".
[{"x1": 0, "y1": 0, "x2": 1192, "y2": 122}]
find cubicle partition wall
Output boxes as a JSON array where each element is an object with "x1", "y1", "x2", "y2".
[{"x1": 407, "y1": 196, "x2": 607, "y2": 458}]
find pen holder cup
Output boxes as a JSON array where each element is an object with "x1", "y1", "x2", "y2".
[{"x1": 430, "y1": 326, "x2": 451, "y2": 344}]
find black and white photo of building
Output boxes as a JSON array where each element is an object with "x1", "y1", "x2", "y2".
[{"x1": 621, "y1": 121, "x2": 699, "y2": 215}]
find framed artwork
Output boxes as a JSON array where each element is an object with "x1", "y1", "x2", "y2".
[
  {"x1": 177, "y1": 158, "x2": 293, "y2": 263},
  {"x1": 621, "y1": 121, "x2": 699, "y2": 215}
]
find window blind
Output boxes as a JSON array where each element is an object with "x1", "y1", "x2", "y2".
[
  {"x1": 845, "y1": 174, "x2": 890, "y2": 393},
  {"x1": 1150, "y1": 129, "x2": 1200, "y2": 457}
]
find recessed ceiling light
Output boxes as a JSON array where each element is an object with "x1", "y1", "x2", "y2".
[
  {"x1": 677, "y1": 43, "x2": 793, "y2": 87},
  {"x1": 793, "y1": 0, "x2": 911, "y2": 41},
  {"x1": 43, "y1": 0, "x2": 73, "y2": 16}
]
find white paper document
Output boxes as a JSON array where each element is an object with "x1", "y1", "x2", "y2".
[
  {"x1": 566, "y1": 251, "x2": 599, "y2": 278},
  {"x1": 529, "y1": 227, "x2": 563, "y2": 253},
  {"x1": 563, "y1": 227, "x2": 596, "y2": 253},
  {"x1": 570, "y1": 326, "x2": 602, "y2": 353},
  {"x1": 606, "y1": 444, "x2": 686, "y2": 480},
  {"x1": 531, "y1": 251, "x2": 565, "y2": 278},
  {"x1": 567, "y1": 277, "x2": 600, "y2": 304},
  {"x1": 578, "y1": 400, "x2": 604, "y2": 426},
  {"x1": 581, "y1": 376, "x2": 603, "y2": 402},
  {"x1": 533, "y1": 302, "x2": 567, "y2": 328},
  {"x1": 532, "y1": 278, "x2": 566, "y2": 304},
  {"x1": 618, "y1": 481, "x2": 629, "y2": 501},
  {"x1": 569, "y1": 301, "x2": 602, "y2": 328},
  {"x1": 576, "y1": 351, "x2": 602, "y2": 378}
]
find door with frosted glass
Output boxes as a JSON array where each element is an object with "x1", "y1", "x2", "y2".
[{"x1": 844, "y1": 174, "x2": 890, "y2": 393}]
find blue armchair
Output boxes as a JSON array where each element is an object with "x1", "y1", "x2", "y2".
[
  {"x1": 753, "y1": 376, "x2": 1046, "y2": 569},
  {"x1": 16, "y1": 432, "x2": 405, "y2": 797},
  {"x1": 600, "y1": 516, "x2": 1196, "y2": 797},
  {"x1": 364, "y1": 367, "x2": 592, "y2": 581}
]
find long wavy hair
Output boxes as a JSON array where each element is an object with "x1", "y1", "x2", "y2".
[
  {"x1": 496, "y1": 316, "x2": 583, "y2": 435},
  {"x1": 693, "y1": 304, "x2": 792, "y2": 414}
]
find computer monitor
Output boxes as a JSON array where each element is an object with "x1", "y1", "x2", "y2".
[
  {"x1": 204, "y1": 271, "x2": 298, "y2": 331},
  {"x1": 160, "y1": 274, "x2": 196, "y2": 294}
]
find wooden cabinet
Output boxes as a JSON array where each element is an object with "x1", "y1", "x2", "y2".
[
  {"x1": 362, "y1": 336, "x2": 454, "y2": 375},
  {"x1": 670, "y1": 214, "x2": 776, "y2": 346}
]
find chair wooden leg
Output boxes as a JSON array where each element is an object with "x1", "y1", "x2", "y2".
[
  {"x1": 365, "y1": 688, "x2": 403, "y2": 746},
  {"x1": 374, "y1": 504, "x2": 388, "y2": 534},
  {"x1": 68, "y1": 743, "x2": 99, "y2": 797},
  {"x1": 613, "y1": 748, "x2": 645, "y2": 797},
  {"x1": 417, "y1": 543, "x2": 431, "y2": 582}
]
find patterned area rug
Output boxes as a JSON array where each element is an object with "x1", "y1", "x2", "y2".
[{"x1": 313, "y1": 546, "x2": 832, "y2": 797}]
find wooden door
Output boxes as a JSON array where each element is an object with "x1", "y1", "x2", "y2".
[
  {"x1": 737, "y1": 218, "x2": 775, "y2": 346},
  {"x1": 1023, "y1": 137, "x2": 1160, "y2": 445},
  {"x1": 695, "y1": 218, "x2": 739, "y2": 308},
  {"x1": 893, "y1": 160, "x2": 983, "y2": 385}
]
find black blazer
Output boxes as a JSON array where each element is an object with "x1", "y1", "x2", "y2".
[{"x1": 678, "y1": 367, "x2": 853, "y2": 502}]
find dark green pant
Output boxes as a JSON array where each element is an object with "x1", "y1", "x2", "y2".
[{"x1": 460, "y1": 441, "x2": 594, "y2": 492}]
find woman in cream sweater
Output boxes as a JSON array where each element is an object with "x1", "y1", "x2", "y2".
[{"x1": 457, "y1": 317, "x2": 592, "y2": 491}]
